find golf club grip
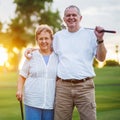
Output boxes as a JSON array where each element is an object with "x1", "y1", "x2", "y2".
[
  {"x1": 85, "y1": 28, "x2": 116, "y2": 34},
  {"x1": 20, "y1": 101, "x2": 24, "y2": 120},
  {"x1": 100, "y1": 30, "x2": 116, "y2": 33}
]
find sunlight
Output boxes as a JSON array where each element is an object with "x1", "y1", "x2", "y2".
[
  {"x1": 106, "y1": 50, "x2": 120, "y2": 63},
  {"x1": 0, "y1": 46, "x2": 8, "y2": 66}
]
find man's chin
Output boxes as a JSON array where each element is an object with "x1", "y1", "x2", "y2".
[{"x1": 68, "y1": 23, "x2": 75, "y2": 27}]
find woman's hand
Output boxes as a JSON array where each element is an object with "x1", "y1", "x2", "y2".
[{"x1": 16, "y1": 90, "x2": 23, "y2": 101}]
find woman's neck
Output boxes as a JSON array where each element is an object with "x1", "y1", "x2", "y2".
[{"x1": 39, "y1": 49, "x2": 52, "y2": 55}]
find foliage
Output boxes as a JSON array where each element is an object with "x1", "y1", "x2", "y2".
[
  {"x1": 104, "y1": 60, "x2": 119, "y2": 66},
  {"x1": 9, "y1": 0, "x2": 62, "y2": 46},
  {"x1": 0, "y1": 22, "x2": 2, "y2": 31},
  {"x1": 93, "y1": 58, "x2": 99, "y2": 67},
  {"x1": 8, "y1": 17, "x2": 34, "y2": 49},
  {"x1": 0, "y1": 0, "x2": 62, "y2": 71}
]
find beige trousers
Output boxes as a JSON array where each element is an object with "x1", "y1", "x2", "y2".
[{"x1": 54, "y1": 79, "x2": 96, "y2": 120}]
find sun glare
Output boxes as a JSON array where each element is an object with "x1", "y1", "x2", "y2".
[{"x1": 0, "y1": 46, "x2": 8, "y2": 66}]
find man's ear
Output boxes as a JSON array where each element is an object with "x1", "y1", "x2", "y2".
[
  {"x1": 80, "y1": 16, "x2": 82, "y2": 21},
  {"x1": 63, "y1": 17, "x2": 66, "y2": 23}
]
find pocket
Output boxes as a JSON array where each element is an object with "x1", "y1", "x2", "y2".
[
  {"x1": 85, "y1": 79, "x2": 95, "y2": 89},
  {"x1": 91, "y1": 102, "x2": 96, "y2": 109},
  {"x1": 56, "y1": 79, "x2": 62, "y2": 86}
]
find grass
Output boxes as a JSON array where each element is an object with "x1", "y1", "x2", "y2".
[
  {"x1": 0, "y1": 72, "x2": 20, "y2": 120},
  {"x1": 72, "y1": 66, "x2": 120, "y2": 120},
  {"x1": 94, "y1": 67, "x2": 120, "y2": 120},
  {"x1": 0, "y1": 67, "x2": 120, "y2": 120}
]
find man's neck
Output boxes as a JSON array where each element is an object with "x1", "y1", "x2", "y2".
[{"x1": 68, "y1": 26, "x2": 80, "y2": 32}]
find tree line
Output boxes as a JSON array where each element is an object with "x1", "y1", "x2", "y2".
[
  {"x1": 0, "y1": 0, "x2": 62, "y2": 71},
  {"x1": 0, "y1": 0, "x2": 119, "y2": 71}
]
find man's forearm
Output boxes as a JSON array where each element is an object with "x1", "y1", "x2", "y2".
[{"x1": 96, "y1": 42, "x2": 107, "y2": 62}]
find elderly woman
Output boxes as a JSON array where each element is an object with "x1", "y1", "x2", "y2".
[{"x1": 16, "y1": 24, "x2": 58, "y2": 120}]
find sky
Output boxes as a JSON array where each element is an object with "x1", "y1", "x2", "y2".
[{"x1": 0, "y1": 0, "x2": 120, "y2": 61}]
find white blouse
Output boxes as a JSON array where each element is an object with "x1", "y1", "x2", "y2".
[{"x1": 19, "y1": 50, "x2": 58, "y2": 109}]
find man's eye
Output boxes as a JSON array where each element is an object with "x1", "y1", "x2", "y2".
[{"x1": 66, "y1": 14, "x2": 70, "y2": 17}]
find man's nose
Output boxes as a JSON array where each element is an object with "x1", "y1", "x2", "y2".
[
  {"x1": 69, "y1": 15, "x2": 73, "y2": 18},
  {"x1": 42, "y1": 39, "x2": 46, "y2": 42}
]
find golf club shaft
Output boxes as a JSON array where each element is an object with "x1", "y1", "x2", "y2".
[
  {"x1": 20, "y1": 101, "x2": 24, "y2": 120},
  {"x1": 85, "y1": 28, "x2": 116, "y2": 33}
]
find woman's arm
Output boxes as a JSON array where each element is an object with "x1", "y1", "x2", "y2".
[{"x1": 16, "y1": 75, "x2": 26, "y2": 101}]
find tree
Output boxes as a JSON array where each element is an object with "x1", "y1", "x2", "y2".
[
  {"x1": 8, "y1": 0, "x2": 62, "y2": 46},
  {"x1": 1, "y1": 0, "x2": 62, "y2": 71},
  {"x1": 0, "y1": 22, "x2": 2, "y2": 32},
  {"x1": 93, "y1": 58, "x2": 99, "y2": 68},
  {"x1": 104, "y1": 60, "x2": 119, "y2": 67},
  {"x1": 115, "y1": 45, "x2": 119, "y2": 63}
]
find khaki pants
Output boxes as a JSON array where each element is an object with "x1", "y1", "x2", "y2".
[{"x1": 54, "y1": 79, "x2": 96, "y2": 120}]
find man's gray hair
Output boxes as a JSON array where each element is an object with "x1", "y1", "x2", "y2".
[{"x1": 64, "y1": 5, "x2": 81, "y2": 16}]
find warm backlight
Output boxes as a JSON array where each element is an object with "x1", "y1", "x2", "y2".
[{"x1": 0, "y1": 46, "x2": 8, "y2": 66}]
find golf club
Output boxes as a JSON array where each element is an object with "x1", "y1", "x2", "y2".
[
  {"x1": 20, "y1": 100, "x2": 24, "y2": 120},
  {"x1": 85, "y1": 28, "x2": 116, "y2": 34}
]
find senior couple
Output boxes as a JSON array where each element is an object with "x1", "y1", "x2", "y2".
[{"x1": 16, "y1": 5, "x2": 107, "y2": 120}]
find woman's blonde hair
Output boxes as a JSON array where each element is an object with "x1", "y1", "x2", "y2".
[{"x1": 35, "y1": 24, "x2": 53, "y2": 40}]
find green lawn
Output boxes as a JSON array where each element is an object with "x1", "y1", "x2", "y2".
[
  {"x1": 73, "y1": 67, "x2": 120, "y2": 120},
  {"x1": 0, "y1": 67, "x2": 120, "y2": 120}
]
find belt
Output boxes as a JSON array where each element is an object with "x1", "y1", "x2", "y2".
[{"x1": 57, "y1": 77, "x2": 94, "y2": 84}]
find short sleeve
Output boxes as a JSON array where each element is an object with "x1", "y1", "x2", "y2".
[{"x1": 19, "y1": 59, "x2": 30, "y2": 78}]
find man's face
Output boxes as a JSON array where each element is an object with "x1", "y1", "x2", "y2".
[{"x1": 63, "y1": 7, "x2": 82, "y2": 30}]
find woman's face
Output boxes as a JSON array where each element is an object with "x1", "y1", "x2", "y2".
[{"x1": 37, "y1": 31, "x2": 52, "y2": 52}]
